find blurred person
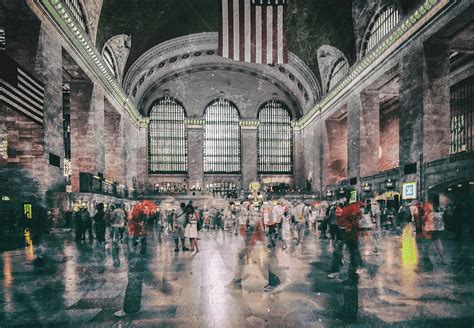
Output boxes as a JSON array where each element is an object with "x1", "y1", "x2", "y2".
[
  {"x1": 185, "y1": 204, "x2": 199, "y2": 252},
  {"x1": 174, "y1": 203, "x2": 189, "y2": 252},
  {"x1": 93, "y1": 203, "x2": 106, "y2": 243}
]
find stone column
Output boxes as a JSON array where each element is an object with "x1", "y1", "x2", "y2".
[
  {"x1": 70, "y1": 82, "x2": 105, "y2": 191},
  {"x1": 302, "y1": 118, "x2": 322, "y2": 192},
  {"x1": 293, "y1": 127, "x2": 304, "y2": 189},
  {"x1": 399, "y1": 44, "x2": 424, "y2": 196},
  {"x1": 123, "y1": 118, "x2": 139, "y2": 189},
  {"x1": 104, "y1": 102, "x2": 125, "y2": 184},
  {"x1": 187, "y1": 124, "x2": 204, "y2": 190},
  {"x1": 359, "y1": 90, "x2": 380, "y2": 177},
  {"x1": 347, "y1": 93, "x2": 362, "y2": 181},
  {"x1": 241, "y1": 123, "x2": 258, "y2": 190},
  {"x1": 35, "y1": 24, "x2": 65, "y2": 197},
  {"x1": 399, "y1": 45, "x2": 424, "y2": 168},
  {"x1": 135, "y1": 127, "x2": 148, "y2": 192},
  {"x1": 423, "y1": 41, "x2": 451, "y2": 162},
  {"x1": 324, "y1": 117, "x2": 348, "y2": 185}
]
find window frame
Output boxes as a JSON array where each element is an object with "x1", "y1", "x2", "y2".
[
  {"x1": 203, "y1": 98, "x2": 241, "y2": 174},
  {"x1": 362, "y1": 6, "x2": 400, "y2": 57},
  {"x1": 148, "y1": 97, "x2": 188, "y2": 174},
  {"x1": 64, "y1": 0, "x2": 88, "y2": 35},
  {"x1": 257, "y1": 100, "x2": 293, "y2": 174}
]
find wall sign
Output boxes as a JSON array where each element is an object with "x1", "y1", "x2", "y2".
[{"x1": 402, "y1": 182, "x2": 417, "y2": 200}]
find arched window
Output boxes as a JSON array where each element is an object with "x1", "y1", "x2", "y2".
[
  {"x1": 148, "y1": 97, "x2": 187, "y2": 173},
  {"x1": 102, "y1": 47, "x2": 116, "y2": 78},
  {"x1": 204, "y1": 99, "x2": 240, "y2": 173},
  {"x1": 258, "y1": 101, "x2": 293, "y2": 174},
  {"x1": 450, "y1": 76, "x2": 474, "y2": 154},
  {"x1": 64, "y1": 0, "x2": 88, "y2": 33},
  {"x1": 328, "y1": 58, "x2": 348, "y2": 92},
  {"x1": 362, "y1": 6, "x2": 400, "y2": 56}
]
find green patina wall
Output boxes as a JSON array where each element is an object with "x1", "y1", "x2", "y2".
[{"x1": 97, "y1": 0, "x2": 355, "y2": 80}]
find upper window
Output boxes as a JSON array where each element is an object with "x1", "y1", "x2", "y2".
[
  {"x1": 102, "y1": 47, "x2": 116, "y2": 78},
  {"x1": 148, "y1": 97, "x2": 187, "y2": 173},
  {"x1": 64, "y1": 0, "x2": 88, "y2": 33},
  {"x1": 258, "y1": 101, "x2": 293, "y2": 174},
  {"x1": 450, "y1": 76, "x2": 473, "y2": 154},
  {"x1": 362, "y1": 6, "x2": 400, "y2": 56},
  {"x1": 204, "y1": 99, "x2": 240, "y2": 173},
  {"x1": 328, "y1": 58, "x2": 348, "y2": 92}
]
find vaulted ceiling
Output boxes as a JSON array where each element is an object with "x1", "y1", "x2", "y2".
[{"x1": 96, "y1": 0, "x2": 356, "y2": 81}]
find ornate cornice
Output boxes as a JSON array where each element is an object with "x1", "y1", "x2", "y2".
[
  {"x1": 296, "y1": 0, "x2": 452, "y2": 129},
  {"x1": 36, "y1": 0, "x2": 148, "y2": 127},
  {"x1": 123, "y1": 33, "x2": 321, "y2": 116}
]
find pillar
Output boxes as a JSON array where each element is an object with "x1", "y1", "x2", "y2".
[
  {"x1": 187, "y1": 124, "x2": 204, "y2": 190},
  {"x1": 359, "y1": 90, "x2": 380, "y2": 177},
  {"x1": 104, "y1": 102, "x2": 125, "y2": 184},
  {"x1": 423, "y1": 41, "x2": 451, "y2": 162},
  {"x1": 70, "y1": 82, "x2": 105, "y2": 191},
  {"x1": 347, "y1": 93, "x2": 361, "y2": 180},
  {"x1": 293, "y1": 127, "x2": 304, "y2": 189},
  {"x1": 241, "y1": 124, "x2": 258, "y2": 190}
]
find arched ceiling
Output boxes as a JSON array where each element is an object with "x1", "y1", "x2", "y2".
[
  {"x1": 122, "y1": 33, "x2": 321, "y2": 119},
  {"x1": 96, "y1": 0, "x2": 356, "y2": 81}
]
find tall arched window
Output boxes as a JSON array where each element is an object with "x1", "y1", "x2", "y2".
[
  {"x1": 328, "y1": 58, "x2": 348, "y2": 92},
  {"x1": 102, "y1": 47, "x2": 117, "y2": 78},
  {"x1": 204, "y1": 99, "x2": 240, "y2": 173},
  {"x1": 362, "y1": 6, "x2": 400, "y2": 56},
  {"x1": 258, "y1": 101, "x2": 293, "y2": 174},
  {"x1": 65, "y1": 0, "x2": 88, "y2": 33},
  {"x1": 450, "y1": 76, "x2": 474, "y2": 154},
  {"x1": 148, "y1": 97, "x2": 187, "y2": 173}
]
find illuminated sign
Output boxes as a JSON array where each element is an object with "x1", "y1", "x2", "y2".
[
  {"x1": 23, "y1": 203, "x2": 33, "y2": 219},
  {"x1": 402, "y1": 182, "x2": 417, "y2": 200},
  {"x1": 349, "y1": 190, "x2": 358, "y2": 204},
  {"x1": 1, "y1": 140, "x2": 8, "y2": 159}
]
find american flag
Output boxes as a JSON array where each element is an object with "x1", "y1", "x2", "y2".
[
  {"x1": 0, "y1": 52, "x2": 44, "y2": 125},
  {"x1": 218, "y1": 0, "x2": 289, "y2": 65}
]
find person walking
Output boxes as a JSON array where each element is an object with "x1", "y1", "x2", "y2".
[
  {"x1": 80, "y1": 205, "x2": 93, "y2": 241},
  {"x1": 281, "y1": 210, "x2": 291, "y2": 250},
  {"x1": 111, "y1": 204, "x2": 126, "y2": 243},
  {"x1": 185, "y1": 204, "x2": 199, "y2": 252},
  {"x1": 293, "y1": 201, "x2": 308, "y2": 245},
  {"x1": 174, "y1": 203, "x2": 189, "y2": 252},
  {"x1": 93, "y1": 203, "x2": 106, "y2": 243}
]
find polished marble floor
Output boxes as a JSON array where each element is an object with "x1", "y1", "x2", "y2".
[{"x1": 1, "y1": 225, "x2": 474, "y2": 327}]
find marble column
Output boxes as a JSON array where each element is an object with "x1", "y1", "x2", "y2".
[
  {"x1": 70, "y1": 82, "x2": 105, "y2": 192},
  {"x1": 187, "y1": 124, "x2": 204, "y2": 190},
  {"x1": 347, "y1": 93, "x2": 361, "y2": 181},
  {"x1": 241, "y1": 124, "x2": 258, "y2": 190},
  {"x1": 104, "y1": 102, "x2": 125, "y2": 184},
  {"x1": 359, "y1": 90, "x2": 380, "y2": 177},
  {"x1": 423, "y1": 41, "x2": 451, "y2": 163}
]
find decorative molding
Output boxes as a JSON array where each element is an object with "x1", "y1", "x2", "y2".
[
  {"x1": 296, "y1": 0, "x2": 451, "y2": 129},
  {"x1": 35, "y1": 0, "x2": 148, "y2": 127},
  {"x1": 123, "y1": 33, "x2": 321, "y2": 115},
  {"x1": 184, "y1": 118, "x2": 205, "y2": 127},
  {"x1": 240, "y1": 119, "x2": 259, "y2": 129}
]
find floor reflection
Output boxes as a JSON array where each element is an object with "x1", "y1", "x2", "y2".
[{"x1": 0, "y1": 224, "x2": 473, "y2": 326}]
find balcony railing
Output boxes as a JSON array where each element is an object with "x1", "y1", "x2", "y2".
[
  {"x1": 424, "y1": 151, "x2": 474, "y2": 169},
  {"x1": 79, "y1": 173, "x2": 135, "y2": 199}
]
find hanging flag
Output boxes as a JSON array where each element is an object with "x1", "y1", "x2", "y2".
[
  {"x1": 218, "y1": 0, "x2": 289, "y2": 65},
  {"x1": 0, "y1": 52, "x2": 44, "y2": 125}
]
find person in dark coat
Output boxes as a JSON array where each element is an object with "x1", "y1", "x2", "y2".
[{"x1": 94, "y1": 203, "x2": 106, "y2": 243}]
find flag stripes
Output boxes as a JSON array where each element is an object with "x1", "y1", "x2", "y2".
[
  {"x1": 219, "y1": 0, "x2": 288, "y2": 64},
  {"x1": 0, "y1": 53, "x2": 44, "y2": 125}
]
